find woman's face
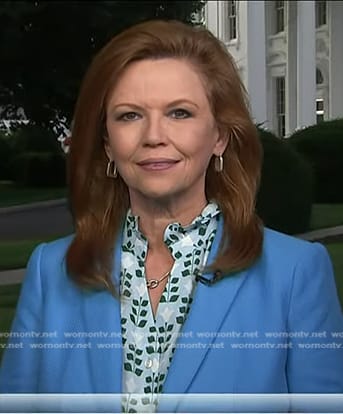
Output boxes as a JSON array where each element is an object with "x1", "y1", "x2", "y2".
[{"x1": 105, "y1": 58, "x2": 227, "y2": 205}]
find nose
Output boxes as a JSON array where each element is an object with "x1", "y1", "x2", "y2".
[{"x1": 142, "y1": 113, "x2": 167, "y2": 146}]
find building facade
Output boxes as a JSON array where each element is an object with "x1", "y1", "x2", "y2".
[{"x1": 205, "y1": 0, "x2": 343, "y2": 137}]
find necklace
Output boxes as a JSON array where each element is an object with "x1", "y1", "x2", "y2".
[{"x1": 146, "y1": 270, "x2": 171, "y2": 289}]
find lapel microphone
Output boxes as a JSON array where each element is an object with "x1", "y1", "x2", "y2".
[{"x1": 195, "y1": 270, "x2": 222, "y2": 286}]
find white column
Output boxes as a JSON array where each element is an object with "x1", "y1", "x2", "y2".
[
  {"x1": 287, "y1": 1, "x2": 298, "y2": 134},
  {"x1": 205, "y1": 0, "x2": 220, "y2": 38},
  {"x1": 329, "y1": 1, "x2": 343, "y2": 119},
  {"x1": 246, "y1": 1, "x2": 268, "y2": 127},
  {"x1": 296, "y1": 1, "x2": 316, "y2": 129}
]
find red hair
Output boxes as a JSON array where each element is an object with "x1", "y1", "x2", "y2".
[{"x1": 66, "y1": 19, "x2": 263, "y2": 293}]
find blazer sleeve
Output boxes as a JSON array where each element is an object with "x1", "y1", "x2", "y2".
[
  {"x1": 286, "y1": 242, "x2": 343, "y2": 393},
  {"x1": 0, "y1": 243, "x2": 46, "y2": 392}
]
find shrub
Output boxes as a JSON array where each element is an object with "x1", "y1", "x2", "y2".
[
  {"x1": 256, "y1": 128, "x2": 314, "y2": 234},
  {"x1": 288, "y1": 119, "x2": 343, "y2": 203},
  {"x1": 9, "y1": 152, "x2": 66, "y2": 187},
  {"x1": 0, "y1": 132, "x2": 14, "y2": 180},
  {"x1": 9, "y1": 124, "x2": 62, "y2": 155}
]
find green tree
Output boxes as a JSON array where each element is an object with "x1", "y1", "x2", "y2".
[{"x1": 0, "y1": 1, "x2": 206, "y2": 129}]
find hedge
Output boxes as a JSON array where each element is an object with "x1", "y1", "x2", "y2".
[
  {"x1": 9, "y1": 151, "x2": 66, "y2": 187},
  {"x1": 256, "y1": 128, "x2": 314, "y2": 234},
  {"x1": 288, "y1": 119, "x2": 343, "y2": 203}
]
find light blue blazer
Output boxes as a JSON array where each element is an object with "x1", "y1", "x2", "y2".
[{"x1": 1, "y1": 221, "x2": 343, "y2": 411}]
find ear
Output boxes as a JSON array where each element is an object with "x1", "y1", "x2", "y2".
[
  {"x1": 103, "y1": 136, "x2": 112, "y2": 160},
  {"x1": 213, "y1": 130, "x2": 229, "y2": 157}
]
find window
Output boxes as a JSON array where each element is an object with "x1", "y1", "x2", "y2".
[
  {"x1": 276, "y1": 77, "x2": 286, "y2": 137},
  {"x1": 316, "y1": 98, "x2": 325, "y2": 123},
  {"x1": 275, "y1": 1, "x2": 285, "y2": 33},
  {"x1": 227, "y1": 0, "x2": 237, "y2": 40},
  {"x1": 316, "y1": 68, "x2": 324, "y2": 85},
  {"x1": 316, "y1": 0, "x2": 327, "y2": 27}
]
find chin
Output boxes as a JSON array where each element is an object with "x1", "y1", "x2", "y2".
[{"x1": 137, "y1": 185, "x2": 185, "y2": 202}]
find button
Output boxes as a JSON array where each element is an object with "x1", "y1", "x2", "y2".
[{"x1": 145, "y1": 358, "x2": 153, "y2": 368}]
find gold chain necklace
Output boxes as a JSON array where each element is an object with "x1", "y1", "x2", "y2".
[{"x1": 146, "y1": 270, "x2": 171, "y2": 289}]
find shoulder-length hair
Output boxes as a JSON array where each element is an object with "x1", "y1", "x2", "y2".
[{"x1": 66, "y1": 19, "x2": 263, "y2": 294}]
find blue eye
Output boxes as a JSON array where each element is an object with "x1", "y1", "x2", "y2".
[
  {"x1": 170, "y1": 109, "x2": 192, "y2": 119},
  {"x1": 117, "y1": 112, "x2": 140, "y2": 121}
]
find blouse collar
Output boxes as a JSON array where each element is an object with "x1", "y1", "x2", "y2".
[{"x1": 125, "y1": 202, "x2": 221, "y2": 246}]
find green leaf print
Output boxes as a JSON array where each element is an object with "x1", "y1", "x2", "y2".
[
  {"x1": 134, "y1": 358, "x2": 142, "y2": 366},
  {"x1": 147, "y1": 346, "x2": 155, "y2": 354},
  {"x1": 199, "y1": 227, "x2": 206, "y2": 236},
  {"x1": 170, "y1": 286, "x2": 178, "y2": 293},
  {"x1": 135, "y1": 368, "x2": 143, "y2": 376},
  {"x1": 141, "y1": 300, "x2": 149, "y2": 306},
  {"x1": 122, "y1": 289, "x2": 131, "y2": 298},
  {"x1": 138, "y1": 320, "x2": 147, "y2": 328},
  {"x1": 124, "y1": 362, "x2": 132, "y2": 372},
  {"x1": 127, "y1": 353, "x2": 134, "y2": 361},
  {"x1": 169, "y1": 295, "x2": 178, "y2": 302},
  {"x1": 148, "y1": 335, "x2": 155, "y2": 343},
  {"x1": 144, "y1": 386, "x2": 152, "y2": 393}
]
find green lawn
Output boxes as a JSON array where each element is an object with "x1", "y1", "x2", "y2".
[
  {"x1": 0, "y1": 182, "x2": 66, "y2": 208},
  {"x1": 0, "y1": 236, "x2": 64, "y2": 270},
  {"x1": 310, "y1": 204, "x2": 343, "y2": 230}
]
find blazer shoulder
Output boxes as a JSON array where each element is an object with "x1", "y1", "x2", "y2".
[
  {"x1": 26, "y1": 234, "x2": 75, "y2": 285},
  {"x1": 260, "y1": 227, "x2": 332, "y2": 281},
  {"x1": 263, "y1": 227, "x2": 327, "y2": 259},
  {"x1": 36, "y1": 233, "x2": 75, "y2": 259}
]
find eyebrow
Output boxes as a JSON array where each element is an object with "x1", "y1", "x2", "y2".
[{"x1": 109, "y1": 99, "x2": 199, "y2": 111}]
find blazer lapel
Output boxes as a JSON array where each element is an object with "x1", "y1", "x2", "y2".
[{"x1": 162, "y1": 218, "x2": 248, "y2": 396}]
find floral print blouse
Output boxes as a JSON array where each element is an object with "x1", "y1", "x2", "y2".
[{"x1": 120, "y1": 202, "x2": 221, "y2": 413}]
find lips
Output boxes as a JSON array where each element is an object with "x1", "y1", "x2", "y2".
[{"x1": 137, "y1": 158, "x2": 180, "y2": 171}]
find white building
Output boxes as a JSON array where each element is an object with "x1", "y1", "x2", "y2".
[{"x1": 205, "y1": 0, "x2": 343, "y2": 137}]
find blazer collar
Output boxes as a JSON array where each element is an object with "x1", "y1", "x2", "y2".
[{"x1": 161, "y1": 216, "x2": 248, "y2": 400}]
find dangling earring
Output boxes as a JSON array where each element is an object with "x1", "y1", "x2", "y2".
[
  {"x1": 106, "y1": 160, "x2": 117, "y2": 178},
  {"x1": 214, "y1": 155, "x2": 224, "y2": 172}
]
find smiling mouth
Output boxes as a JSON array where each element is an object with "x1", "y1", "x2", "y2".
[{"x1": 137, "y1": 159, "x2": 180, "y2": 171}]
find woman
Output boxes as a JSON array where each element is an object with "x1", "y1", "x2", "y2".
[{"x1": 1, "y1": 19, "x2": 342, "y2": 413}]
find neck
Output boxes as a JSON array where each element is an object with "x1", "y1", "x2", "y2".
[{"x1": 129, "y1": 192, "x2": 208, "y2": 251}]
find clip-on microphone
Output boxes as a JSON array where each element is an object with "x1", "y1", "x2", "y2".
[{"x1": 195, "y1": 270, "x2": 222, "y2": 286}]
